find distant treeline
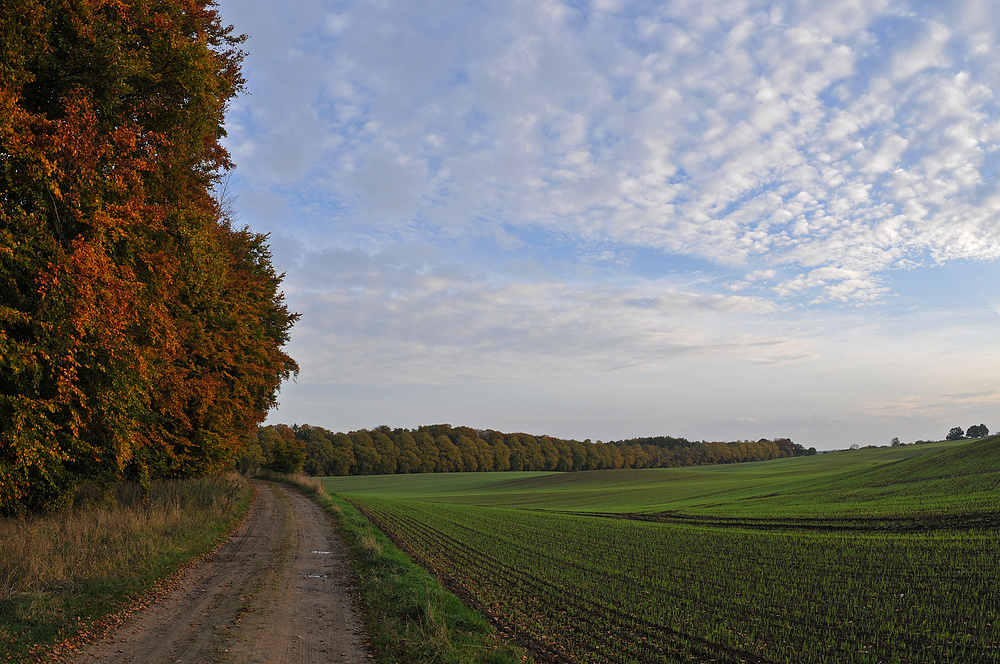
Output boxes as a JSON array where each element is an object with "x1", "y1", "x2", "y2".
[{"x1": 241, "y1": 423, "x2": 817, "y2": 476}]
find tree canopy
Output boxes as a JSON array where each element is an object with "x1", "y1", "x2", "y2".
[
  {"x1": 1, "y1": 0, "x2": 297, "y2": 511},
  {"x1": 946, "y1": 427, "x2": 966, "y2": 441},
  {"x1": 966, "y1": 424, "x2": 989, "y2": 439}
]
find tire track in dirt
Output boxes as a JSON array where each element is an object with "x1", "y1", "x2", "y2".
[{"x1": 71, "y1": 481, "x2": 370, "y2": 664}]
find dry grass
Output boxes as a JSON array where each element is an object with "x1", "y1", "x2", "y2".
[
  {"x1": 357, "y1": 529, "x2": 383, "y2": 559},
  {"x1": 257, "y1": 470, "x2": 329, "y2": 498},
  {"x1": 285, "y1": 473, "x2": 327, "y2": 495},
  {"x1": 0, "y1": 473, "x2": 252, "y2": 660}
]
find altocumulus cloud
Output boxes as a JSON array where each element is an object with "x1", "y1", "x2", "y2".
[
  {"x1": 225, "y1": 0, "x2": 1000, "y2": 294},
  {"x1": 218, "y1": 0, "x2": 1000, "y2": 446}
]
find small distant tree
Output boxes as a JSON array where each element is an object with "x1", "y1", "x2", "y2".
[
  {"x1": 946, "y1": 427, "x2": 966, "y2": 441},
  {"x1": 966, "y1": 424, "x2": 989, "y2": 439}
]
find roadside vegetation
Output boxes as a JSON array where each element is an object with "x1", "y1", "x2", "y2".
[
  {"x1": 0, "y1": 474, "x2": 251, "y2": 662},
  {"x1": 328, "y1": 437, "x2": 1000, "y2": 663},
  {"x1": 274, "y1": 473, "x2": 528, "y2": 664}
]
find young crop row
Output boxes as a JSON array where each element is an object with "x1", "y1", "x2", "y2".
[{"x1": 349, "y1": 497, "x2": 1000, "y2": 664}]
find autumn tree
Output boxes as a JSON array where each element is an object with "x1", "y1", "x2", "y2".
[
  {"x1": 436, "y1": 435, "x2": 461, "y2": 473},
  {"x1": 350, "y1": 430, "x2": 381, "y2": 475},
  {"x1": 327, "y1": 432, "x2": 355, "y2": 476},
  {"x1": 491, "y1": 439, "x2": 512, "y2": 472},
  {"x1": 568, "y1": 440, "x2": 587, "y2": 471},
  {"x1": 0, "y1": 0, "x2": 296, "y2": 511},
  {"x1": 414, "y1": 431, "x2": 439, "y2": 472},
  {"x1": 297, "y1": 425, "x2": 336, "y2": 476},
  {"x1": 506, "y1": 436, "x2": 525, "y2": 471},
  {"x1": 393, "y1": 430, "x2": 420, "y2": 474},
  {"x1": 553, "y1": 439, "x2": 573, "y2": 471},
  {"x1": 235, "y1": 436, "x2": 266, "y2": 475},
  {"x1": 520, "y1": 435, "x2": 545, "y2": 470},
  {"x1": 455, "y1": 434, "x2": 479, "y2": 472},
  {"x1": 473, "y1": 436, "x2": 494, "y2": 472},
  {"x1": 374, "y1": 432, "x2": 399, "y2": 475},
  {"x1": 539, "y1": 437, "x2": 560, "y2": 471},
  {"x1": 259, "y1": 425, "x2": 304, "y2": 474}
]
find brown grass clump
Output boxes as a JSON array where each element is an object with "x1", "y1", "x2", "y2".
[
  {"x1": 257, "y1": 470, "x2": 329, "y2": 498},
  {"x1": 286, "y1": 473, "x2": 328, "y2": 495},
  {"x1": 357, "y1": 530, "x2": 383, "y2": 559}
]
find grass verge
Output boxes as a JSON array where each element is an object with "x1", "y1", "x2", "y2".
[
  {"x1": 271, "y1": 473, "x2": 529, "y2": 664},
  {"x1": 0, "y1": 473, "x2": 252, "y2": 663}
]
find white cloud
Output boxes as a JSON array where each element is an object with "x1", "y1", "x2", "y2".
[
  {"x1": 220, "y1": 0, "x2": 1000, "y2": 308},
  {"x1": 891, "y1": 21, "x2": 951, "y2": 81},
  {"x1": 862, "y1": 389, "x2": 1000, "y2": 419},
  {"x1": 280, "y1": 246, "x2": 807, "y2": 384},
  {"x1": 218, "y1": 0, "x2": 1000, "y2": 445}
]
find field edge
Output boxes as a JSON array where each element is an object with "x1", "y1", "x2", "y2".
[{"x1": 274, "y1": 473, "x2": 531, "y2": 664}]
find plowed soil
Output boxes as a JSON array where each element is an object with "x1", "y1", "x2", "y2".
[{"x1": 70, "y1": 481, "x2": 371, "y2": 664}]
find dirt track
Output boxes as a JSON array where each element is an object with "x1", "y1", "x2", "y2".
[{"x1": 71, "y1": 481, "x2": 371, "y2": 664}]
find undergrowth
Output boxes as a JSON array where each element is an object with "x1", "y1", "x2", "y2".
[
  {"x1": 273, "y1": 473, "x2": 529, "y2": 664},
  {"x1": 0, "y1": 474, "x2": 252, "y2": 662}
]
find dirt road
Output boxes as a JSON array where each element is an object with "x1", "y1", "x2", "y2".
[{"x1": 71, "y1": 481, "x2": 371, "y2": 664}]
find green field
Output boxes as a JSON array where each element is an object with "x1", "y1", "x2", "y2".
[{"x1": 326, "y1": 438, "x2": 1000, "y2": 663}]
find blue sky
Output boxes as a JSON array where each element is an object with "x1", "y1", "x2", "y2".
[{"x1": 216, "y1": 0, "x2": 1000, "y2": 449}]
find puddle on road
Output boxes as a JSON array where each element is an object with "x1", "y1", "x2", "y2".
[
  {"x1": 310, "y1": 550, "x2": 334, "y2": 554},
  {"x1": 302, "y1": 573, "x2": 328, "y2": 578}
]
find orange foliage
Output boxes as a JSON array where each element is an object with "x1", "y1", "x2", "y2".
[{"x1": 1, "y1": 0, "x2": 297, "y2": 511}]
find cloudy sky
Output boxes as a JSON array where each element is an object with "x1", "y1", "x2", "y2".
[{"x1": 216, "y1": 0, "x2": 1000, "y2": 449}]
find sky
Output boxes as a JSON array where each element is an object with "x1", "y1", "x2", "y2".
[{"x1": 215, "y1": 0, "x2": 1000, "y2": 450}]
